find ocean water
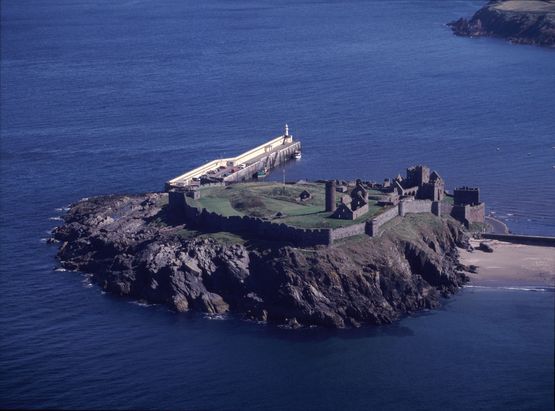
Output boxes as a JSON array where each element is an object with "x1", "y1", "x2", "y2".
[{"x1": 1, "y1": 0, "x2": 554, "y2": 410}]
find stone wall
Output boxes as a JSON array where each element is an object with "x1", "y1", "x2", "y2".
[
  {"x1": 168, "y1": 191, "x2": 187, "y2": 213},
  {"x1": 183, "y1": 199, "x2": 332, "y2": 246},
  {"x1": 169, "y1": 192, "x2": 446, "y2": 246},
  {"x1": 454, "y1": 187, "x2": 480, "y2": 205},
  {"x1": 367, "y1": 206, "x2": 399, "y2": 236},
  {"x1": 451, "y1": 203, "x2": 485, "y2": 227},
  {"x1": 440, "y1": 202, "x2": 453, "y2": 217},
  {"x1": 399, "y1": 199, "x2": 432, "y2": 216},
  {"x1": 481, "y1": 233, "x2": 555, "y2": 247},
  {"x1": 330, "y1": 223, "x2": 367, "y2": 242},
  {"x1": 465, "y1": 203, "x2": 485, "y2": 225},
  {"x1": 223, "y1": 141, "x2": 301, "y2": 184}
]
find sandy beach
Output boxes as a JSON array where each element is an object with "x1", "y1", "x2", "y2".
[{"x1": 460, "y1": 239, "x2": 555, "y2": 288}]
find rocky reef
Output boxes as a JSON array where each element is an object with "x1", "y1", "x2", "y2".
[
  {"x1": 51, "y1": 193, "x2": 470, "y2": 328},
  {"x1": 448, "y1": 0, "x2": 555, "y2": 47}
]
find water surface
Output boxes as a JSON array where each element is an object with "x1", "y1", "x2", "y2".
[{"x1": 1, "y1": 0, "x2": 554, "y2": 409}]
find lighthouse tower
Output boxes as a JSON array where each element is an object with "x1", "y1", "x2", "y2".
[{"x1": 284, "y1": 124, "x2": 293, "y2": 143}]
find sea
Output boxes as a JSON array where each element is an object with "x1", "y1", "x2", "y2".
[{"x1": 1, "y1": 0, "x2": 554, "y2": 410}]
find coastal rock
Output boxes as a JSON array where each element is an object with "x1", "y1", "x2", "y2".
[
  {"x1": 479, "y1": 241, "x2": 494, "y2": 253},
  {"x1": 448, "y1": 0, "x2": 555, "y2": 47},
  {"x1": 52, "y1": 193, "x2": 470, "y2": 328}
]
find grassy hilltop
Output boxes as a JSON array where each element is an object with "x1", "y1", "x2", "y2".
[
  {"x1": 449, "y1": 0, "x2": 555, "y2": 47},
  {"x1": 187, "y1": 182, "x2": 385, "y2": 229}
]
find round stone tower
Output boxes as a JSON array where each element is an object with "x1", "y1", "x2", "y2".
[{"x1": 325, "y1": 180, "x2": 336, "y2": 212}]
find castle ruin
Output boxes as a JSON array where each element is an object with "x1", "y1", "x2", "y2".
[{"x1": 329, "y1": 180, "x2": 369, "y2": 220}]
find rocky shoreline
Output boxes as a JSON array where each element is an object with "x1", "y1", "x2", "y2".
[
  {"x1": 51, "y1": 193, "x2": 471, "y2": 328},
  {"x1": 448, "y1": 0, "x2": 555, "y2": 48}
]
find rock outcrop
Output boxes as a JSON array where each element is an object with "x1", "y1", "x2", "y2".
[
  {"x1": 448, "y1": 0, "x2": 555, "y2": 47},
  {"x1": 51, "y1": 193, "x2": 470, "y2": 328}
]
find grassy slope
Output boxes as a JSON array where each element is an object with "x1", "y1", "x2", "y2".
[
  {"x1": 189, "y1": 182, "x2": 386, "y2": 229},
  {"x1": 495, "y1": 1, "x2": 555, "y2": 13}
]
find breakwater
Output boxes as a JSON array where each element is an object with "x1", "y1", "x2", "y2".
[
  {"x1": 166, "y1": 128, "x2": 301, "y2": 191},
  {"x1": 481, "y1": 233, "x2": 555, "y2": 247}
]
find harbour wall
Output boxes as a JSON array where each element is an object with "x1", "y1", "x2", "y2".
[
  {"x1": 166, "y1": 134, "x2": 300, "y2": 189},
  {"x1": 481, "y1": 233, "x2": 555, "y2": 247},
  {"x1": 223, "y1": 141, "x2": 301, "y2": 184}
]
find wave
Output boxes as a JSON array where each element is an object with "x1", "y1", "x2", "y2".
[
  {"x1": 203, "y1": 313, "x2": 228, "y2": 320},
  {"x1": 129, "y1": 300, "x2": 157, "y2": 308},
  {"x1": 49, "y1": 216, "x2": 63, "y2": 221},
  {"x1": 82, "y1": 280, "x2": 93, "y2": 288},
  {"x1": 464, "y1": 285, "x2": 554, "y2": 292}
]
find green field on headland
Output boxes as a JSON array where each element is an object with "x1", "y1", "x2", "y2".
[{"x1": 187, "y1": 182, "x2": 386, "y2": 229}]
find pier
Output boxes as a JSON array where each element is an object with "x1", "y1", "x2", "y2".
[{"x1": 165, "y1": 125, "x2": 301, "y2": 191}]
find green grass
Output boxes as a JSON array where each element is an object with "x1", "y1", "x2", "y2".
[
  {"x1": 382, "y1": 213, "x2": 443, "y2": 241},
  {"x1": 188, "y1": 182, "x2": 386, "y2": 229},
  {"x1": 442, "y1": 195, "x2": 454, "y2": 205},
  {"x1": 191, "y1": 194, "x2": 244, "y2": 216}
]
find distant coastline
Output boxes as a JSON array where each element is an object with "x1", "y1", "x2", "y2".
[{"x1": 448, "y1": 0, "x2": 555, "y2": 47}]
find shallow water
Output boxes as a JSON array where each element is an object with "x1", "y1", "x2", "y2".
[{"x1": 1, "y1": 0, "x2": 554, "y2": 409}]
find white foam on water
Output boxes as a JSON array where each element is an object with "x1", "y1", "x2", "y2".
[
  {"x1": 129, "y1": 300, "x2": 157, "y2": 308},
  {"x1": 49, "y1": 216, "x2": 63, "y2": 221},
  {"x1": 464, "y1": 285, "x2": 552, "y2": 292},
  {"x1": 82, "y1": 280, "x2": 93, "y2": 288},
  {"x1": 203, "y1": 313, "x2": 228, "y2": 320}
]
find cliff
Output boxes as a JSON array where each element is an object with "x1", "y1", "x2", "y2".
[
  {"x1": 448, "y1": 0, "x2": 555, "y2": 47},
  {"x1": 51, "y1": 193, "x2": 470, "y2": 328}
]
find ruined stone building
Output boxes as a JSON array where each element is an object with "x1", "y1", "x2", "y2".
[
  {"x1": 388, "y1": 165, "x2": 445, "y2": 202},
  {"x1": 330, "y1": 180, "x2": 369, "y2": 220},
  {"x1": 451, "y1": 186, "x2": 485, "y2": 227}
]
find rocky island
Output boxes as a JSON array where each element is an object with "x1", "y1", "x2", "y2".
[
  {"x1": 51, "y1": 161, "x2": 492, "y2": 328},
  {"x1": 50, "y1": 129, "x2": 496, "y2": 328},
  {"x1": 448, "y1": 0, "x2": 555, "y2": 47},
  {"x1": 52, "y1": 191, "x2": 471, "y2": 328}
]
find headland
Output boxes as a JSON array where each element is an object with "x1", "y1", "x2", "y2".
[{"x1": 448, "y1": 0, "x2": 555, "y2": 47}]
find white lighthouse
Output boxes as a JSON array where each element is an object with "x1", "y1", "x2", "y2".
[{"x1": 284, "y1": 123, "x2": 289, "y2": 137}]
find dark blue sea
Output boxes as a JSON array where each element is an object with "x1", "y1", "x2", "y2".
[{"x1": 1, "y1": 0, "x2": 554, "y2": 410}]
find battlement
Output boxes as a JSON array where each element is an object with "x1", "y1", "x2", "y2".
[{"x1": 454, "y1": 186, "x2": 480, "y2": 206}]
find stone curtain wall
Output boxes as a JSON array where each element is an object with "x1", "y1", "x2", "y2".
[
  {"x1": 330, "y1": 223, "x2": 367, "y2": 242},
  {"x1": 400, "y1": 200, "x2": 433, "y2": 216},
  {"x1": 440, "y1": 203, "x2": 453, "y2": 217},
  {"x1": 367, "y1": 206, "x2": 400, "y2": 236},
  {"x1": 465, "y1": 203, "x2": 485, "y2": 225},
  {"x1": 369, "y1": 200, "x2": 435, "y2": 237},
  {"x1": 169, "y1": 192, "x2": 444, "y2": 246},
  {"x1": 182, "y1": 198, "x2": 332, "y2": 246},
  {"x1": 451, "y1": 203, "x2": 485, "y2": 227}
]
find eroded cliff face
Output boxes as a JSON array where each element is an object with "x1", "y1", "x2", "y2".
[
  {"x1": 52, "y1": 193, "x2": 469, "y2": 328},
  {"x1": 448, "y1": 0, "x2": 555, "y2": 47}
]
